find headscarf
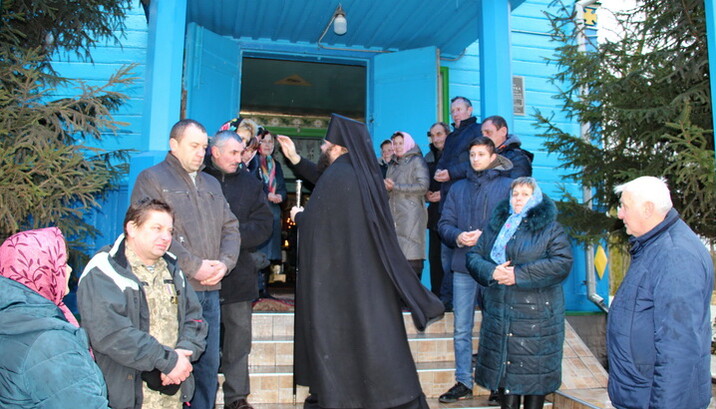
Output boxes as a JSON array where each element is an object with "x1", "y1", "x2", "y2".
[
  {"x1": 0, "y1": 227, "x2": 79, "y2": 327},
  {"x1": 490, "y1": 180, "x2": 544, "y2": 265},
  {"x1": 324, "y1": 114, "x2": 444, "y2": 330},
  {"x1": 259, "y1": 133, "x2": 277, "y2": 193},
  {"x1": 393, "y1": 131, "x2": 416, "y2": 157}
]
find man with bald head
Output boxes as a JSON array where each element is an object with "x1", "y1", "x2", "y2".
[
  {"x1": 131, "y1": 119, "x2": 240, "y2": 409},
  {"x1": 607, "y1": 176, "x2": 713, "y2": 409}
]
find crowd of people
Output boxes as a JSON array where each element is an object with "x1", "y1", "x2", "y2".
[{"x1": 0, "y1": 98, "x2": 712, "y2": 409}]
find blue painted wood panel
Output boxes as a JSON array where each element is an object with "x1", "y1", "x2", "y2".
[
  {"x1": 372, "y1": 46, "x2": 438, "y2": 155},
  {"x1": 184, "y1": 23, "x2": 242, "y2": 132},
  {"x1": 45, "y1": 1, "x2": 148, "y2": 254}
]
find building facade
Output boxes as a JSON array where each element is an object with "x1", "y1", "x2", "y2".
[{"x1": 52, "y1": 0, "x2": 609, "y2": 312}]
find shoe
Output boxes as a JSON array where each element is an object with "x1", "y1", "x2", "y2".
[
  {"x1": 225, "y1": 398, "x2": 253, "y2": 409},
  {"x1": 304, "y1": 394, "x2": 319, "y2": 409},
  {"x1": 487, "y1": 390, "x2": 501, "y2": 406},
  {"x1": 439, "y1": 382, "x2": 472, "y2": 403}
]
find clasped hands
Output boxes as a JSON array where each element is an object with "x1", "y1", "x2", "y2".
[
  {"x1": 161, "y1": 348, "x2": 193, "y2": 386},
  {"x1": 457, "y1": 229, "x2": 481, "y2": 247},
  {"x1": 492, "y1": 261, "x2": 516, "y2": 286},
  {"x1": 434, "y1": 169, "x2": 450, "y2": 182},
  {"x1": 194, "y1": 260, "x2": 228, "y2": 286}
]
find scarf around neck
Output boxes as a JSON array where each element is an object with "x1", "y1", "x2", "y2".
[
  {"x1": 259, "y1": 154, "x2": 276, "y2": 194},
  {"x1": 489, "y1": 183, "x2": 544, "y2": 265}
]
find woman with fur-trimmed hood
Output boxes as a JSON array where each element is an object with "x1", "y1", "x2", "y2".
[{"x1": 466, "y1": 177, "x2": 573, "y2": 409}]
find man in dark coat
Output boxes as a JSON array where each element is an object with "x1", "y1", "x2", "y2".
[
  {"x1": 480, "y1": 115, "x2": 533, "y2": 179},
  {"x1": 607, "y1": 176, "x2": 713, "y2": 409},
  {"x1": 203, "y1": 131, "x2": 273, "y2": 409},
  {"x1": 290, "y1": 114, "x2": 444, "y2": 409},
  {"x1": 434, "y1": 97, "x2": 483, "y2": 315},
  {"x1": 425, "y1": 122, "x2": 448, "y2": 300}
]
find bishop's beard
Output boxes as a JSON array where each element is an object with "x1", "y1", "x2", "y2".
[{"x1": 317, "y1": 151, "x2": 332, "y2": 173}]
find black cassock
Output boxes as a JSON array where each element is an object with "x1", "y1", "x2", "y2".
[{"x1": 294, "y1": 115, "x2": 444, "y2": 409}]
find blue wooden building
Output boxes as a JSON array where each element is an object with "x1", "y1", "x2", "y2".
[{"x1": 51, "y1": 0, "x2": 610, "y2": 312}]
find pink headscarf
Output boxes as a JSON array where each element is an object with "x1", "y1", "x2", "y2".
[
  {"x1": 0, "y1": 227, "x2": 79, "y2": 327},
  {"x1": 393, "y1": 131, "x2": 416, "y2": 157}
]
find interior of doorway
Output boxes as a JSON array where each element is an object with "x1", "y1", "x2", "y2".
[{"x1": 240, "y1": 56, "x2": 367, "y2": 307}]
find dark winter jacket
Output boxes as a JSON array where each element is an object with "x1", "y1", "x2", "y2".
[
  {"x1": 203, "y1": 157, "x2": 273, "y2": 303},
  {"x1": 466, "y1": 196, "x2": 573, "y2": 395},
  {"x1": 607, "y1": 208, "x2": 713, "y2": 409},
  {"x1": 424, "y1": 143, "x2": 443, "y2": 231},
  {"x1": 131, "y1": 152, "x2": 241, "y2": 292},
  {"x1": 436, "y1": 116, "x2": 482, "y2": 209},
  {"x1": 386, "y1": 145, "x2": 429, "y2": 260},
  {"x1": 495, "y1": 134, "x2": 533, "y2": 179},
  {"x1": 77, "y1": 236, "x2": 208, "y2": 409},
  {"x1": 438, "y1": 155, "x2": 513, "y2": 274},
  {"x1": 0, "y1": 276, "x2": 109, "y2": 408}
]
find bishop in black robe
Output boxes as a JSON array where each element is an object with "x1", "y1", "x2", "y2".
[{"x1": 293, "y1": 114, "x2": 444, "y2": 409}]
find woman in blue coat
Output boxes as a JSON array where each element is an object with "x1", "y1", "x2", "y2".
[
  {"x1": 0, "y1": 227, "x2": 109, "y2": 408},
  {"x1": 466, "y1": 177, "x2": 573, "y2": 409}
]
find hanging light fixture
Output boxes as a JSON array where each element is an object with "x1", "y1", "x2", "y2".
[{"x1": 333, "y1": 4, "x2": 347, "y2": 35}]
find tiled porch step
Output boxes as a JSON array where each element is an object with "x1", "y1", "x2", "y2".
[
  {"x1": 247, "y1": 398, "x2": 554, "y2": 409},
  {"x1": 219, "y1": 361, "x2": 485, "y2": 404},
  {"x1": 252, "y1": 311, "x2": 483, "y2": 339},
  {"x1": 249, "y1": 333, "x2": 478, "y2": 367}
]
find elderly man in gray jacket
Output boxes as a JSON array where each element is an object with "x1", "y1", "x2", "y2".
[
  {"x1": 79, "y1": 199, "x2": 208, "y2": 409},
  {"x1": 131, "y1": 119, "x2": 240, "y2": 409}
]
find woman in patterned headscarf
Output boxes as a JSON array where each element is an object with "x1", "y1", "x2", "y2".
[
  {"x1": 256, "y1": 128, "x2": 287, "y2": 297},
  {"x1": 0, "y1": 227, "x2": 109, "y2": 408}
]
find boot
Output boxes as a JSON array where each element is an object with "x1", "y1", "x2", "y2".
[
  {"x1": 499, "y1": 389, "x2": 521, "y2": 409},
  {"x1": 523, "y1": 394, "x2": 546, "y2": 409}
]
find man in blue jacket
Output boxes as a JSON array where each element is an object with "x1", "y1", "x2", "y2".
[
  {"x1": 437, "y1": 137, "x2": 513, "y2": 404},
  {"x1": 607, "y1": 176, "x2": 714, "y2": 409}
]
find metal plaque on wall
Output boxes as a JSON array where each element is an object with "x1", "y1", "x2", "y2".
[{"x1": 513, "y1": 76, "x2": 525, "y2": 116}]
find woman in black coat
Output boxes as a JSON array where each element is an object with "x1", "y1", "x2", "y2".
[{"x1": 466, "y1": 177, "x2": 573, "y2": 409}]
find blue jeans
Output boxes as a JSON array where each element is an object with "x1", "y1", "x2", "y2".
[
  {"x1": 453, "y1": 272, "x2": 479, "y2": 388},
  {"x1": 186, "y1": 290, "x2": 220, "y2": 409},
  {"x1": 440, "y1": 244, "x2": 454, "y2": 307}
]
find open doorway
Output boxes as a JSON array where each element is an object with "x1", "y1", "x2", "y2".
[{"x1": 239, "y1": 57, "x2": 366, "y2": 305}]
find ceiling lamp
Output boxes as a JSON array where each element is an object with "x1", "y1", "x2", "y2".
[{"x1": 333, "y1": 4, "x2": 347, "y2": 35}]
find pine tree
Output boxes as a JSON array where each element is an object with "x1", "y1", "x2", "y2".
[
  {"x1": 535, "y1": 0, "x2": 716, "y2": 243},
  {"x1": 0, "y1": 0, "x2": 135, "y2": 248}
]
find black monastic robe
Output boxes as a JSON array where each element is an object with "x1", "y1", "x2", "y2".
[{"x1": 294, "y1": 115, "x2": 444, "y2": 409}]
